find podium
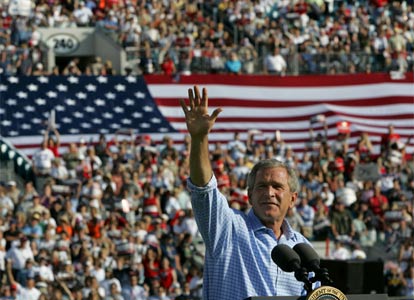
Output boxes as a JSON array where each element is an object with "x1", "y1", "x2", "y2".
[{"x1": 246, "y1": 295, "x2": 388, "y2": 300}]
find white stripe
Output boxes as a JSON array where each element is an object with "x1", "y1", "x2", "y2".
[{"x1": 148, "y1": 83, "x2": 414, "y2": 101}]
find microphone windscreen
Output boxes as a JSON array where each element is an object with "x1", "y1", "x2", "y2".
[
  {"x1": 271, "y1": 244, "x2": 301, "y2": 272},
  {"x1": 293, "y1": 243, "x2": 320, "y2": 270}
]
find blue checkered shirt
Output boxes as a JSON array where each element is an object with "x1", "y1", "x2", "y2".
[{"x1": 188, "y1": 175, "x2": 313, "y2": 300}]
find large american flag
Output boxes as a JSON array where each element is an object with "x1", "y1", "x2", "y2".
[{"x1": 1, "y1": 73, "x2": 413, "y2": 157}]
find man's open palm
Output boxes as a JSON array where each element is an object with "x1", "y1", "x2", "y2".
[{"x1": 179, "y1": 86, "x2": 222, "y2": 138}]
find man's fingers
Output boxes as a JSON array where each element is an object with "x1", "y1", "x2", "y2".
[
  {"x1": 188, "y1": 88, "x2": 195, "y2": 109},
  {"x1": 201, "y1": 87, "x2": 208, "y2": 107},
  {"x1": 179, "y1": 99, "x2": 189, "y2": 115},
  {"x1": 193, "y1": 85, "x2": 201, "y2": 107},
  {"x1": 210, "y1": 108, "x2": 223, "y2": 122}
]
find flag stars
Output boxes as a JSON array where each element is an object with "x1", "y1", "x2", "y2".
[
  {"x1": 85, "y1": 84, "x2": 97, "y2": 92},
  {"x1": 92, "y1": 118, "x2": 102, "y2": 124},
  {"x1": 21, "y1": 124, "x2": 31, "y2": 130},
  {"x1": 94, "y1": 99, "x2": 105, "y2": 106},
  {"x1": 65, "y1": 99, "x2": 76, "y2": 106},
  {"x1": 135, "y1": 91, "x2": 145, "y2": 98},
  {"x1": 55, "y1": 105, "x2": 65, "y2": 111},
  {"x1": 6, "y1": 99, "x2": 17, "y2": 106},
  {"x1": 81, "y1": 123, "x2": 91, "y2": 128},
  {"x1": 27, "y1": 84, "x2": 38, "y2": 91},
  {"x1": 103, "y1": 112, "x2": 113, "y2": 119},
  {"x1": 125, "y1": 76, "x2": 137, "y2": 83},
  {"x1": 1, "y1": 120, "x2": 11, "y2": 126},
  {"x1": 105, "y1": 92, "x2": 116, "y2": 99},
  {"x1": 110, "y1": 123, "x2": 121, "y2": 129},
  {"x1": 56, "y1": 84, "x2": 68, "y2": 92},
  {"x1": 114, "y1": 106, "x2": 124, "y2": 113},
  {"x1": 0, "y1": 84, "x2": 7, "y2": 91},
  {"x1": 121, "y1": 119, "x2": 132, "y2": 125},
  {"x1": 76, "y1": 92, "x2": 87, "y2": 99},
  {"x1": 85, "y1": 106, "x2": 95, "y2": 113},
  {"x1": 24, "y1": 106, "x2": 35, "y2": 112},
  {"x1": 124, "y1": 99, "x2": 135, "y2": 106},
  {"x1": 73, "y1": 112, "x2": 84, "y2": 118},
  {"x1": 132, "y1": 112, "x2": 142, "y2": 118},
  {"x1": 37, "y1": 76, "x2": 49, "y2": 83},
  {"x1": 35, "y1": 98, "x2": 47, "y2": 105},
  {"x1": 150, "y1": 118, "x2": 161, "y2": 123},
  {"x1": 143, "y1": 106, "x2": 153, "y2": 112},
  {"x1": 13, "y1": 112, "x2": 24, "y2": 119},
  {"x1": 16, "y1": 91, "x2": 28, "y2": 99},
  {"x1": 97, "y1": 76, "x2": 108, "y2": 83},
  {"x1": 8, "y1": 77, "x2": 19, "y2": 84},
  {"x1": 62, "y1": 117, "x2": 72, "y2": 123},
  {"x1": 114, "y1": 84, "x2": 126, "y2": 91},
  {"x1": 46, "y1": 91, "x2": 58, "y2": 98},
  {"x1": 140, "y1": 123, "x2": 150, "y2": 128},
  {"x1": 67, "y1": 76, "x2": 79, "y2": 84},
  {"x1": 31, "y1": 118, "x2": 42, "y2": 124}
]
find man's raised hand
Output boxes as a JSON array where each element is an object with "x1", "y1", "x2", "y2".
[{"x1": 179, "y1": 85, "x2": 222, "y2": 138}]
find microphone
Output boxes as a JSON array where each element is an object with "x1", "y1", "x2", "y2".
[
  {"x1": 271, "y1": 244, "x2": 313, "y2": 293},
  {"x1": 293, "y1": 243, "x2": 333, "y2": 286}
]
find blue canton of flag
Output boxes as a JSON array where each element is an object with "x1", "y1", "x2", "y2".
[{"x1": 0, "y1": 75, "x2": 177, "y2": 138}]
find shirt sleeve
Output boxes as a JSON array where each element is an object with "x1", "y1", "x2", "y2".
[{"x1": 187, "y1": 175, "x2": 234, "y2": 257}]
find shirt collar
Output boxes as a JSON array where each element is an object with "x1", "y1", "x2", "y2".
[{"x1": 248, "y1": 209, "x2": 295, "y2": 240}]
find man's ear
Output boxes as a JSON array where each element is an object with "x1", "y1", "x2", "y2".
[{"x1": 289, "y1": 192, "x2": 298, "y2": 209}]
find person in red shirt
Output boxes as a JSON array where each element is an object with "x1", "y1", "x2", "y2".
[
  {"x1": 369, "y1": 184, "x2": 389, "y2": 229},
  {"x1": 213, "y1": 159, "x2": 230, "y2": 191},
  {"x1": 44, "y1": 126, "x2": 61, "y2": 157},
  {"x1": 159, "y1": 256, "x2": 178, "y2": 292},
  {"x1": 381, "y1": 124, "x2": 401, "y2": 152},
  {"x1": 143, "y1": 247, "x2": 161, "y2": 283},
  {"x1": 161, "y1": 54, "x2": 176, "y2": 76}
]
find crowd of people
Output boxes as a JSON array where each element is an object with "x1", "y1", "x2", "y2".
[
  {"x1": 0, "y1": 0, "x2": 413, "y2": 75},
  {"x1": 0, "y1": 0, "x2": 414, "y2": 299},
  {"x1": 0, "y1": 116, "x2": 413, "y2": 299}
]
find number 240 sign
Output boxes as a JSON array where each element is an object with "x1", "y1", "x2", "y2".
[{"x1": 46, "y1": 33, "x2": 80, "y2": 55}]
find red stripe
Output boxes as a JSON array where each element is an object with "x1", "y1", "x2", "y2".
[
  {"x1": 145, "y1": 73, "x2": 414, "y2": 86},
  {"x1": 155, "y1": 96, "x2": 413, "y2": 108}
]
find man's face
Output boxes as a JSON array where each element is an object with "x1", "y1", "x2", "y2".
[{"x1": 248, "y1": 167, "x2": 296, "y2": 226}]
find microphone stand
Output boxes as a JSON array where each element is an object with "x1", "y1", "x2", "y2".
[{"x1": 294, "y1": 267, "x2": 313, "y2": 294}]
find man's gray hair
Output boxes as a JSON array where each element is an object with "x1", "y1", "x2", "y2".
[{"x1": 247, "y1": 159, "x2": 299, "y2": 193}]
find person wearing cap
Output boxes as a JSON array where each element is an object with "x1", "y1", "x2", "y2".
[
  {"x1": 22, "y1": 213, "x2": 43, "y2": 243},
  {"x1": 330, "y1": 198, "x2": 355, "y2": 242},
  {"x1": 179, "y1": 86, "x2": 316, "y2": 299},
  {"x1": 5, "y1": 180, "x2": 20, "y2": 205}
]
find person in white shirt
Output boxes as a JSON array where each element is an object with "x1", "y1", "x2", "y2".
[
  {"x1": 6, "y1": 259, "x2": 41, "y2": 300},
  {"x1": 264, "y1": 47, "x2": 287, "y2": 75},
  {"x1": 6, "y1": 236, "x2": 34, "y2": 283},
  {"x1": 32, "y1": 141, "x2": 55, "y2": 176},
  {"x1": 122, "y1": 274, "x2": 148, "y2": 300},
  {"x1": 0, "y1": 184, "x2": 14, "y2": 217},
  {"x1": 72, "y1": 1, "x2": 93, "y2": 26},
  {"x1": 227, "y1": 132, "x2": 247, "y2": 161}
]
